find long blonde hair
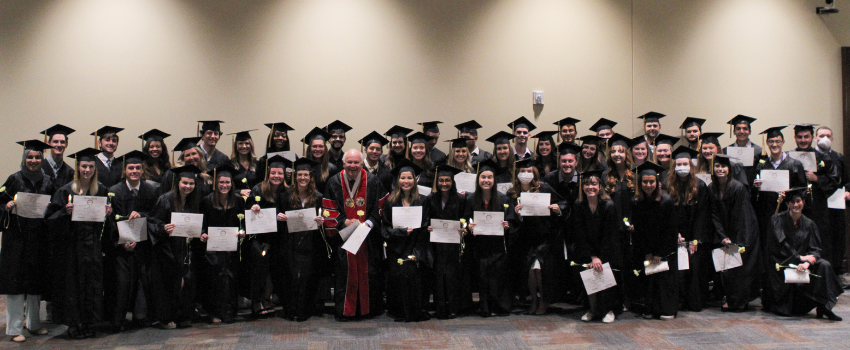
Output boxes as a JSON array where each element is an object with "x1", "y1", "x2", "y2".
[
  {"x1": 181, "y1": 146, "x2": 212, "y2": 185},
  {"x1": 447, "y1": 146, "x2": 474, "y2": 173},
  {"x1": 71, "y1": 160, "x2": 99, "y2": 195},
  {"x1": 231, "y1": 138, "x2": 257, "y2": 172}
]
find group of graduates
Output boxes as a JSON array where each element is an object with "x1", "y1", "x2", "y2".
[{"x1": 0, "y1": 113, "x2": 846, "y2": 342}]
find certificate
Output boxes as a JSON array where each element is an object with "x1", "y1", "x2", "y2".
[
  {"x1": 14, "y1": 192, "x2": 51, "y2": 219},
  {"x1": 285, "y1": 208, "x2": 318, "y2": 233},
  {"x1": 117, "y1": 217, "x2": 147, "y2": 244},
  {"x1": 678, "y1": 245, "x2": 690, "y2": 271},
  {"x1": 496, "y1": 183, "x2": 513, "y2": 195},
  {"x1": 454, "y1": 173, "x2": 477, "y2": 193},
  {"x1": 392, "y1": 206, "x2": 422, "y2": 229},
  {"x1": 170, "y1": 213, "x2": 204, "y2": 238},
  {"x1": 339, "y1": 221, "x2": 358, "y2": 241},
  {"x1": 245, "y1": 208, "x2": 277, "y2": 234},
  {"x1": 784, "y1": 268, "x2": 810, "y2": 284},
  {"x1": 579, "y1": 262, "x2": 617, "y2": 295},
  {"x1": 828, "y1": 187, "x2": 846, "y2": 209},
  {"x1": 417, "y1": 185, "x2": 432, "y2": 196},
  {"x1": 788, "y1": 151, "x2": 817, "y2": 172},
  {"x1": 520, "y1": 192, "x2": 551, "y2": 216},
  {"x1": 759, "y1": 170, "x2": 789, "y2": 192},
  {"x1": 726, "y1": 147, "x2": 755, "y2": 167},
  {"x1": 341, "y1": 223, "x2": 371, "y2": 254},
  {"x1": 206, "y1": 226, "x2": 238, "y2": 252},
  {"x1": 430, "y1": 219, "x2": 461, "y2": 244},
  {"x1": 712, "y1": 245, "x2": 743, "y2": 272},
  {"x1": 695, "y1": 174, "x2": 712, "y2": 186},
  {"x1": 472, "y1": 211, "x2": 504, "y2": 236},
  {"x1": 71, "y1": 195, "x2": 107, "y2": 222},
  {"x1": 645, "y1": 261, "x2": 670, "y2": 275}
]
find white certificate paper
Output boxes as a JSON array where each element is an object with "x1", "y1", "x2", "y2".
[
  {"x1": 117, "y1": 217, "x2": 147, "y2": 244},
  {"x1": 696, "y1": 173, "x2": 712, "y2": 186},
  {"x1": 417, "y1": 185, "x2": 432, "y2": 196},
  {"x1": 828, "y1": 187, "x2": 846, "y2": 209},
  {"x1": 341, "y1": 223, "x2": 372, "y2": 255},
  {"x1": 472, "y1": 211, "x2": 504, "y2": 236},
  {"x1": 678, "y1": 245, "x2": 690, "y2": 271},
  {"x1": 759, "y1": 170, "x2": 790, "y2": 192},
  {"x1": 579, "y1": 262, "x2": 617, "y2": 295},
  {"x1": 496, "y1": 183, "x2": 513, "y2": 195},
  {"x1": 339, "y1": 221, "x2": 358, "y2": 242},
  {"x1": 285, "y1": 208, "x2": 318, "y2": 233},
  {"x1": 245, "y1": 208, "x2": 277, "y2": 234},
  {"x1": 430, "y1": 219, "x2": 461, "y2": 244},
  {"x1": 788, "y1": 151, "x2": 817, "y2": 172},
  {"x1": 520, "y1": 192, "x2": 551, "y2": 217},
  {"x1": 784, "y1": 268, "x2": 811, "y2": 284},
  {"x1": 712, "y1": 245, "x2": 743, "y2": 272},
  {"x1": 454, "y1": 173, "x2": 477, "y2": 193},
  {"x1": 170, "y1": 213, "x2": 204, "y2": 238},
  {"x1": 392, "y1": 206, "x2": 422, "y2": 229},
  {"x1": 14, "y1": 192, "x2": 51, "y2": 219},
  {"x1": 645, "y1": 261, "x2": 670, "y2": 275},
  {"x1": 206, "y1": 226, "x2": 238, "y2": 252},
  {"x1": 727, "y1": 147, "x2": 755, "y2": 167},
  {"x1": 71, "y1": 195, "x2": 107, "y2": 222}
]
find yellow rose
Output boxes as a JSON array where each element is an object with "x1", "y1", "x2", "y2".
[
  {"x1": 357, "y1": 210, "x2": 365, "y2": 217},
  {"x1": 115, "y1": 215, "x2": 122, "y2": 220},
  {"x1": 108, "y1": 192, "x2": 115, "y2": 197},
  {"x1": 397, "y1": 258, "x2": 403, "y2": 265},
  {"x1": 759, "y1": 159, "x2": 766, "y2": 164},
  {"x1": 255, "y1": 196, "x2": 262, "y2": 202},
  {"x1": 0, "y1": 186, "x2": 5, "y2": 192},
  {"x1": 691, "y1": 240, "x2": 699, "y2": 246},
  {"x1": 634, "y1": 270, "x2": 641, "y2": 276},
  {"x1": 237, "y1": 214, "x2": 245, "y2": 220},
  {"x1": 323, "y1": 211, "x2": 330, "y2": 218},
  {"x1": 460, "y1": 219, "x2": 466, "y2": 224},
  {"x1": 644, "y1": 260, "x2": 650, "y2": 267},
  {"x1": 503, "y1": 204, "x2": 509, "y2": 209},
  {"x1": 819, "y1": 161, "x2": 825, "y2": 168},
  {"x1": 775, "y1": 263, "x2": 781, "y2": 271},
  {"x1": 570, "y1": 261, "x2": 577, "y2": 266},
  {"x1": 738, "y1": 246, "x2": 746, "y2": 254},
  {"x1": 242, "y1": 178, "x2": 248, "y2": 183}
]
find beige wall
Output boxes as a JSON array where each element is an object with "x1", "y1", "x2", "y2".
[{"x1": 0, "y1": 0, "x2": 844, "y2": 177}]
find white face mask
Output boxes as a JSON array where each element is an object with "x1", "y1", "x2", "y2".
[
  {"x1": 517, "y1": 172, "x2": 534, "y2": 184},
  {"x1": 675, "y1": 165, "x2": 690, "y2": 177},
  {"x1": 817, "y1": 136, "x2": 831, "y2": 150}
]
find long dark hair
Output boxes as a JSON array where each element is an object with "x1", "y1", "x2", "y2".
[
  {"x1": 212, "y1": 175, "x2": 240, "y2": 210},
  {"x1": 289, "y1": 169, "x2": 317, "y2": 209},
  {"x1": 667, "y1": 160, "x2": 698, "y2": 205},
  {"x1": 266, "y1": 129, "x2": 291, "y2": 152},
  {"x1": 534, "y1": 139, "x2": 557, "y2": 174},
  {"x1": 143, "y1": 139, "x2": 170, "y2": 180},
  {"x1": 605, "y1": 145, "x2": 634, "y2": 194},
  {"x1": 172, "y1": 176, "x2": 200, "y2": 213},
  {"x1": 473, "y1": 170, "x2": 502, "y2": 210}
]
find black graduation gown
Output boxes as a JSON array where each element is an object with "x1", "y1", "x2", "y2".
[
  {"x1": 470, "y1": 149, "x2": 492, "y2": 167},
  {"x1": 233, "y1": 161, "x2": 258, "y2": 193},
  {"x1": 365, "y1": 161, "x2": 393, "y2": 194},
  {"x1": 239, "y1": 186, "x2": 284, "y2": 303},
  {"x1": 149, "y1": 192, "x2": 200, "y2": 324},
  {"x1": 542, "y1": 170, "x2": 581, "y2": 303},
  {"x1": 430, "y1": 147, "x2": 447, "y2": 166},
  {"x1": 574, "y1": 199, "x2": 622, "y2": 315},
  {"x1": 199, "y1": 194, "x2": 244, "y2": 322},
  {"x1": 632, "y1": 193, "x2": 679, "y2": 317},
  {"x1": 42, "y1": 158, "x2": 74, "y2": 189},
  {"x1": 765, "y1": 211, "x2": 843, "y2": 315},
  {"x1": 205, "y1": 149, "x2": 230, "y2": 169},
  {"x1": 710, "y1": 179, "x2": 760, "y2": 310},
  {"x1": 510, "y1": 183, "x2": 565, "y2": 304},
  {"x1": 821, "y1": 147, "x2": 848, "y2": 275},
  {"x1": 425, "y1": 191, "x2": 468, "y2": 319},
  {"x1": 0, "y1": 172, "x2": 55, "y2": 295},
  {"x1": 313, "y1": 162, "x2": 338, "y2": 195},
  {"x1": 802, "y1": 147, "x2": 842, "y2": 268},
  {"x1": 751, "y1": 155, "x2": 806, "y2": 275},
  {"x1": 723, "y1": 141, "x2": 763, "y2": 186},
  {"x1": 96, "y1": 156, "x2": 124, "y2": 189},
  {"x1": 602, "y1": 170, "x2": 638, "y2": 305},
  {"x1": 329, "y1": 149, "x2": 344, "y2": 174},
  {"x1": 323, "y1": 171, "x2": 386, "y2": 318},
  {"x1": 277, "y1": 190, "x2": 327, "y2": 321},
  {"x1": 467, "y1": 192, "x2": 516, "y2": 315},
  {"x1": 45, "y1": 183, "x2": 108, "y2": 326},
  {"x1": 105, "y1": 180, "x2": 160, "y2": 325},
  {"x1": 382, "y1": 197, "x2": 430, "y2": 322},
  {"x1": 672, "y1": 180, "x2": 712, "y2": 311}
]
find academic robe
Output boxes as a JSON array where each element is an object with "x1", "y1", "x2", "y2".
[
  {"x1": 205, "y1": 149, "x2": 230, "y2": 169},
  {"x1": 602, "y1": 169, "x2": 638, "y2": 306},
  {"x1": 416, "y1": 169, "x2": 434, "y2": 190},
  {"x1": 42, "y1": 158, "x2": 74, "y2": 189},
  {"x1": 239, "y1": 186, "x2": 283, "y2": 304},
  {"x1": 233, "y1": 161, "x2": 258, "y2": 193},
  {"x1": 313, "y1": 162, "x2": 339, "y2": 195},
  {"x1": 198, "y1": 194, "x2": 244, "y2": 322},
  {"x1": 710, "y1": 179, "x2": 760, "y2": 310},
  {"x1": 632, "y1": 193, "x2": 679, "y2": 317},
  {"x1": 819, "y1": 147, "x2": 848, "y2": 275},
  {"x1": 470, "y1": 149, "x2": 492, "y2": 167},
  {"x1": 672, "y1": 179, "x2": 712, "y2": 311},
  {"x1": 574, "y1": 199, "x2": 622, "y2": 316},
  {"x1": 804, "y1": 147, "x2": 843, "y2": 270},
  {"x1": 425, "y1": 191, "x2": 468, "y2": 319},
  {"x1": 365, "y1": 161, "x2": 393, "y2": 194},
  {"x1": 277, "y1": 190, "x2": 327, "y2": 321},
  {"x1": 149, "y1": 192, "x2": 201, "y2": 324},
  {"x1": 510, "y1": 183, "x2": 565, "y2": 305},
  {"x1": 723, "y1": 141, "x2": 763, "y2": 186},
  {"x1": 329, "y1": 149, "x2": 344, "y2": 174},
  {"x1": 105, "y1": 180, "x2": 160, "y2": 326},
  {"x1": 143, "y1": 160, "x2": 168, "y2": 186},
  {"x1": 381, "y1": 196, "x2": 431, "y2": 322},
  {"x1": 45, "y1": 182, "x2": 108, "y2": 326},
  {"x1": 542, "y1": 169, "x2": 581, "y2": 303},
  {"x1": 322, "y1": 169, "x2": 386, "y2": 318},
  {"x1": 97, "y1": 156, "x2": 124, "y2": 189},
  {"x1": 0, "y1": 172, "x2": 55, "y2": 296},
  {"x1": 751, "y1": 154, "x2": 806, "y2": 270},
  {"x1": 494, "y1": 164, "x2": 513, "y2": 185},
  {"x1": 467, "y1": 192, "x2": 516, "y2": 316},
  {"x1": 765, "y1": 211, "x2": 843, "y2": 315},
  {"x1": 430, "y1": 147, "x2": 447, "y2": 166}
]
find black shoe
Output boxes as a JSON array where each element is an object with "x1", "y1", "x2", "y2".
[
  {"x1": 817, "y1": 307, "x2": 842, "y2": 321},
  {"x1": 66, "y1": 326, "x2": 87, "y2": 340}
]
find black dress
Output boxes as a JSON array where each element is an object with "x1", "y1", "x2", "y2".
[
  {"x1": 574, "y1": 199, "x2": 622, "y2": 316},
  {"x1": 0, "y1": 172, "x2": 55, "y2": 296},
  {"x1": 381, "y1": 196, "x2": 430, "y2": 322},
  {"x1": 710, "y1": 179, "x2": 760, "y2": 310},
  {"x1": 672, "y1": 180, "x2": 712, "y2": 311},
  {"x1": 46, "y1": 183, "x2": 108, "y2": 326},
  {"x1": 467, "y1": 192, "x2": 516, "y2": 316},
  {"x1": 198, "y1": 194, "x2": 244, "y2": 322},
  {"x1": 425, "y1": 191, "x2": 468, "y2": 319},
  {"x1": 632, "y1": 192, "x2": 679, "y2": 317},
  {"x1": 277, "y1": 190, "x2": 327, "y2": 321}
]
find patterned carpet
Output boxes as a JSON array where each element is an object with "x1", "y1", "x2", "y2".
[{"x1": 0, "y1": 293, "x2": 848, "y2": 350}]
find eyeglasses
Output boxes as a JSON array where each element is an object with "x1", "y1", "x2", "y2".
[{"x1": 767, "y1": 140, "x2": 784, "y2": 146}]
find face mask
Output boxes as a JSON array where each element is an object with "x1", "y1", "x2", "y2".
[
  {"x1": 675, "y1": 165, "x2": 690, "y2": 177},
  {"x1": 517, "y1": 172, "x2": 534, "y2": 184},
  {"x1": 817, "y1": 136, "x2": 831, "y2": 150}
]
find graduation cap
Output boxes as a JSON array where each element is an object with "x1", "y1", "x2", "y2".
[
  {"x1": 16, "y1": 139, "x2": 50, "y2": 152},
  {"x1": 508, "y1": 116, "x2": 537, "y2": 132},
  {"x1": 68, "y1": 147, "x2": 101, "y2": 162},
  {"x1": 672, "y1": 146, "x2": 699, "y2": 160},
  {"x1": 445, "y1": 137, "x2": 471, "y2": 149},
  {"x1": 293, "y1": 157, "x2": 318, "y2": 173},
  {"x1": 418, "y1": 121, "x2": 442, "y2": 134},
  {"x1": 635, "y1": 161, "x2": 665, "y2": 178},
  {"x1": 325, "y1": 120, "x2": 352, "y2": 134},
  {"x1": 385, "y1": 125, "x2": 413, "y2": 139},
  {"x1": 90, "y1": 126, "x2": 123, "y2": 148},
  {"x1": 589, "y1": 118, "x2": 617, "y2": 133},
  {"x1": 578, "y1": 135, "x2": 602, "y2": 146},
  {"x1": 514, "y1": 157, "x2": 535, "y2": 169},
  {"x1": 531, "y1": 131, "x2": 558, "y2": 141},
  {"x1": 727, "y1": 114, "x2": 757, "y2": 138},
  {"x1": 198, "y1": 120, "x2": 223, "y2": 135},
  {"x1": 207, "y1": 163, "x2": 237, "y2": 191},
  {"x1": 391, "y1": 158, "x2": 423, "y2": 178},
  {"x1": 699, "y1": 132, "x2": 724, "y2": 146},
  {"x1": 790, "y1": 123, "x2": 818, "y2": 135},
  {"x1": 580, "y1": 169, "x2": 604, "y2": 180},
  {"x1": 172, "y1": 164, "x2": 202, "y2": 180},
  {"x1": 119, "y1": 150, "x2": 149, "y2": 165},
  {"x1": 358, "y1": 131, "x2": 389, "y2": 149},
  {"x1": 760, "y1": 126, "x2": 786, "y2": 140},
  {"x1": 409, "y1": 132, "x2": 435, "y2": 145},
  {"x1": 228, "y1": 129, "x2": 257, "y2": 142},
  {"x1": 138, "y1": 129, "x2": 171, "y2": 148},
  {"x1": 608, "y1": 133, "x2": 635, "y2": 149},
  {"x1": 173, "y1": 137, "x2": 202, "y2": 152},
  {"x1": 557, "y1": 142, "x2": 583, "y2": 155},
  {"x1": 486, "y1": 131, "x2": 516, "y2": 146},
  {"x1": 630, "y1": 135, "x2": 648, "y2": 147},
  {"x1": 264, "y1": 122, "x2": 294, "y2": 131},
  {"x1": 783, "y1": 187, "x2": 807, "y2": 202},
  {"x1": 40, "y1": 124, "x2": 76, "y2": 143},
  {"x1": 301, "y1": 127, "x2": 332, "y2": 144},
  {"x1": 637, "y1": 111, "x2": 665, "y2": 124},
  {"x1": 654, "y1": 134, "x2": 680, "y2": 146},
  {"x1": 267, "y1": 155, "x2": 292, "y2": 170},
  {"x1": 476, "y1": 158, "x2": 499, "y2": 175},
  {"x1": 712, "y1": 154, "x2": 735, "y2": 168},
  {"x1": 435, "y1": 163, "x2": 463, "y2": 178},
  {"x1": 455, "y1": 120, "x2": 482, "y2": 136},
  {"x1": 679, "y1": 117, "x2": 706, "y2": 130}
]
